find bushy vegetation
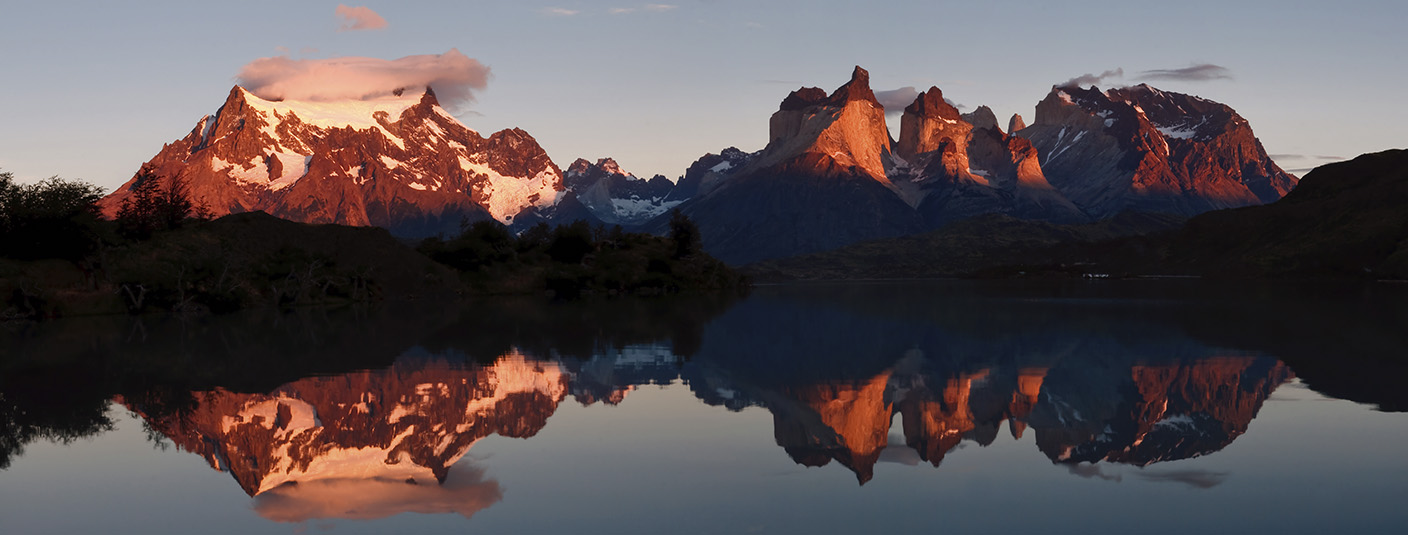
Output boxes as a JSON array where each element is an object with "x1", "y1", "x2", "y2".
[
  {"x1": 2, "y1": 165, "x2": 741, "y2": 319},
  {"x1": 419, "y1": 211, "x2": 748, "y2": 298},
  {"x1": 0, "y1": 170, "x2": 107, "y2": 261},
  {"x1": 3, "y1": 167, "x2": 446, "y2": 320}
]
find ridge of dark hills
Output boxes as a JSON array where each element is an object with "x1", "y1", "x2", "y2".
[
  {"x1": 742, "y1": 211, "x2": 1184, "y2": 281},
  {"x1": 743, "y1": 148, "x2": 1408, "y2": 281},
  {"x1": 1164, "y1": 148, "x2": 1408, "y2": 278}
]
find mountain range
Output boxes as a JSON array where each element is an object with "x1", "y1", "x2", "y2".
[{"x1": 100, "y1": 67, "x2": 1296, "y2": 264}]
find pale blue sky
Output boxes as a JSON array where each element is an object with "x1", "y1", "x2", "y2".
[{"x1": 2, "y1": 0, "x2": 1405, "y2": 190}]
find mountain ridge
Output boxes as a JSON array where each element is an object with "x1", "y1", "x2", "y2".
[{"x1": 102, "y1": 68, "x2": 1300, "y2": 266}]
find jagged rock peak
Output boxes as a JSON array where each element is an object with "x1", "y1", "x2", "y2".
[
  {"x1": 1008, "y1": 113, "x2": 1027, "y2": 133},
  {"x1": 595, "y1": 157, "x2": 625, "y2": 176},
  {"x1": 904, "y1": 87, "x2": 961, "y2": 121},
  {"x1": 896, "y1": 86, "x2": 971, "y2": 161},
  {"x1": 963, "y1": 105, "x2": 1001, "y2": 133},
  {"x1": 564, "y1": 157, "x2": 632, "y2": 179},
  {"x1": 825, "y1": 65, "x2": 880, "y2": 107},
  {"x1": 779, "y1": 87, "x2": 829, "y2": 111},
  {"x1": 419, "y1": 86, "x2": 440, "y2": 107},
  {"x1": 777, "y1": 67, "x2": 881, "y2": 111},
  {"x1": 566, "y1": 158, "x2": 593, "y2": 175}
]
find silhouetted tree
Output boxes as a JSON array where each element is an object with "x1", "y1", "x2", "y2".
[
  {"x1": 668, "y1": 209, "x2": 700, "y2": 259},
  {"x1": 116, "y1": 164, "x2": 198, "y2": 239},
  {"x1": 516, "y1": 222, "x2": 552, "y2": 253},
  {"x1": 547, "y1": 220, "x2": 595, "y2": 264}
]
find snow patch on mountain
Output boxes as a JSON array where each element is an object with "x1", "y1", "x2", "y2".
[
  {"x1": 471, "y1": 165, "x2": 562, "y2": 222},
  {"x1": 269, "y1": 153, "x2": 311, "y2": 191},
  {"x1": 240, "y1": 87, "x2": 419, "y2": 132}
]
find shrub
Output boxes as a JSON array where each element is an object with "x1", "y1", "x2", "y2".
[{"x1": 0, "y1": 171, "x2": 105, "y2": 260}]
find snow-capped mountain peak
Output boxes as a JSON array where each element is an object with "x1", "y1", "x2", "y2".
[{"x1": 101, "y1": 85, "x2": 565, "y2": 237}]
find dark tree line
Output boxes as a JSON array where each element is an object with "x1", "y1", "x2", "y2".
[
  {"x1": 114, "y1": 164, "x2": 207, "y2": 239},
  {"x1": 1, "y1": 165, "x2": 206, "y2": 262},
  {"x1": 418, "y1": 208, "x2": 740, "y2": 298},
  {"x1": 0, "y1": 170, "x2": 105, "y2": 260}
]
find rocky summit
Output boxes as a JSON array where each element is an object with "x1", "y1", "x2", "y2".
[
  {"x1": 668, "y1": 68, "x2": 1296, "y2": 264},
  {"x1": 1018, "y1": 83, "x2": 1296, "y2": 219},
  {"x1": 101, "y1": 86, "x2": 565, "y2": 238},
  {"x1": 560, "y1": 157, "x2": 680, "y2": 226}
]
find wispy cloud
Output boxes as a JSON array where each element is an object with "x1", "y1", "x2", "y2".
[
  {"x1": 1060, "y1": 68, "x2": 1124, "y2": 88},
  {"x1": 609, "y1": 4, "x2": 678, "y2": 15},
  {"x1": 236, "y1": 49, "x2": 491, "y2": 112},
  {"x1": 1271, "y1": 154, "x2": 1343, "y2": 161},
  {"x1": 1135, "y1": 469, "x2": 1229, "y2": 489},
  {"x1": 539, "y1": 7, "x2": 580, "y2": 16},
  {"x1": 335, "y1": 5, "x2": 388, "y2": 31},
  {"x1": 1137, "y1": 64, "x2": 1234, "y2": 82}
]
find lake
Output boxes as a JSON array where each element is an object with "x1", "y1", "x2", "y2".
[{"x1": 3, "y1": 280, "x2": 1407, "y2": 534}]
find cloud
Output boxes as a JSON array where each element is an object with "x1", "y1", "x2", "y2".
[
  {"x1": 878, "y1": 439, "x2": 922, "y2": 466},
  {"x1": 1061, "y1": 68, "x2": 1124, "y2": 88},
  {"x1": 1271, "y1": 154, "x2": 1343, "y2": 161},
  {"x1": 875, "y1": 86, "x2": 963, "y2": 113},
  {"x1": 609, "y1": 4, "x2": 677, "y2": 14},
  {"x1": 875, "y1": 86, "x2": 920, "y2": 112},
  {"x1": 254, "y1": 465, "x2": 503, "y2": 522},
  {"x1": 1135, "y1": 469, "x2": 1229, "y2": 489},
  {"x1": 1065, "y1": 463, "x2": 1123, "y2": 482},
  {"x1": 1271, "y1": 154, "x2": 1345, "y2": 175},
  {"x1": 1137, "y1": 64, "x2": 1233, "y2": 82},
  {"x1": 236, "y1": 49, "x2": 491, "y2": 111},
  {"x1": 335, "y1": 5, "x2": 388, "y2": 31},
  {"x1": 539, "y1": 7, "x2": 580, "y2": 16}
]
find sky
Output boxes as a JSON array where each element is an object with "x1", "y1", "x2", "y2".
[{"x1": 2, "y1": 0, "x2": 1406, "y2": 192}]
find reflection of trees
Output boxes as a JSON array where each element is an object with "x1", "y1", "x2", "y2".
[{"x1": 0, "y1": 362, "x2": 113, "y2": 470}]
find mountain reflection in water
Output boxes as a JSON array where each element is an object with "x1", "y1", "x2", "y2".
[{"x1": 4, "y1": 280, "x2": 1407, "y2": 525}]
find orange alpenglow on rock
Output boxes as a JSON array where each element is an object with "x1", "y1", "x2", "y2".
[
  {"x1": 125, "y1": 353, "x2": 570, "y2": 500},
  {"x1": 759, "y1": 66, "x2": 894, "y2": 181}
]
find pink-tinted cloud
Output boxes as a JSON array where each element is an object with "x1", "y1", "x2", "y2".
[
  {"x1": 235, "y1": 49, "x2": 491, "y2": 111},
  {"x1": 335, "y1": 5, "x2": 388, "y2": 31},
  {"x1": 253, "y1": 465, "x2": 503, "y2": 522}
]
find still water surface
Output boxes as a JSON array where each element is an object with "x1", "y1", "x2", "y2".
[{"x1": 3, "y1": 280, "x2": 1407, "y2": 534}]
